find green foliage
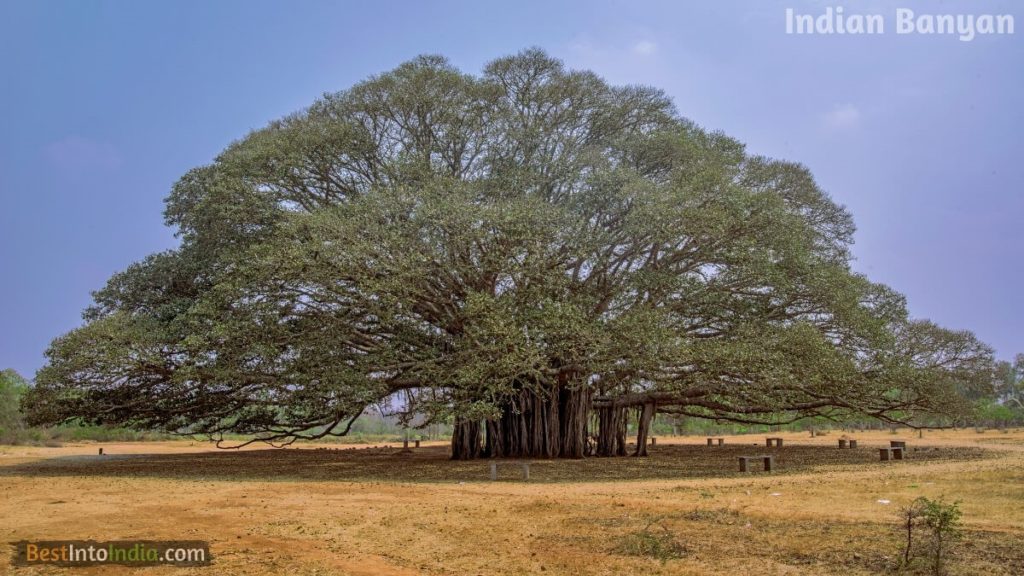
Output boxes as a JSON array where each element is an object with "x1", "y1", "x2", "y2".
[
  {"x1": 898, "y1": 496, "x2": 963, "y2": 575},
  {"x1": 975, "y1": 399, "x2": 1019, "y2": 426},
  {"x1": 0, "y1": 369, "x2": 29, "y2": 440},
  {"x1": 994, "y1": 355, "x2": 1024, "y2": 410},
  {"x1": 899, "y1": 498, "x2": 927, "y2": 568},
  {"x1": 2, "y1": 424, "x2": 170, "y2": 446},
  {"x1": 38, "y1": 424, "x2": 171, "y2": 444},
  {"x1": 922, "y1": 497, "x2": 963, "y2": 576},
  {"x1": 23, "y1": 49, "x2": 996, "y2": 448},
  {"x1": 2, "y1": 371, "x2": 178, "y2": 445}
]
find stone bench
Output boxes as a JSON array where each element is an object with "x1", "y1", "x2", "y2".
[
  {"x1": 879, "y1": 447, "x2": 905, "y2": 461},
  {"x1": 489, "y1": 460, "x2": 532, "y2": 481},
  {"x1": 739, "y1": 455, "x2": 774, "y2": 472},
  {"x1": 706, "y1": 437, "x2": 725, "y2": 446},
  {"x1": 838, "y1": 439, "x2": 858, "y2": 449},
  {"x1": 766, "y1": 437, "x2": 784, "y2": 447}
]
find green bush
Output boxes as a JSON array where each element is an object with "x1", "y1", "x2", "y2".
[
  {"x1": 898, "y1": 496, "x2": 963, "y2": 576},
  {"x1": 0, "y1": 369, "x2": 29, "y2": 442}
]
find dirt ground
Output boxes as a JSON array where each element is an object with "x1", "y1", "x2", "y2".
[{"x1": 2, "y1": 428, "x2": 1023, "y2": 575}]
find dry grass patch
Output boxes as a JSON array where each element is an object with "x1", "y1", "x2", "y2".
[{"x1": 1, "y1": 429, "x2": 1023, "y2": 575}]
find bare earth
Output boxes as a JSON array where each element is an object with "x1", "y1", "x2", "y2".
[{"x1": 2, "y1": 429, "x2": 1023, "y2": 575}]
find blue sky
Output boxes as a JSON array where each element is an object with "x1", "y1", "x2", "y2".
[{"x1": 1, "y1": 0, "x2": 1021, "y2": 378}]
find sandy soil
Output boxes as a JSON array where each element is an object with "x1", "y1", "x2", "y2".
[{"x1": 2, "y1": 429, "x2": 1023, "y2": 575}]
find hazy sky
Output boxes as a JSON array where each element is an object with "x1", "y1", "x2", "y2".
[{"x1": 1, "y1": 0, "x2": 1021, "y2": 378}]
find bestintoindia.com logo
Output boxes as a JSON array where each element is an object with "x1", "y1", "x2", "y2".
[{"x1": 11, "y1": 540, "x2": 211, "y2": 567}]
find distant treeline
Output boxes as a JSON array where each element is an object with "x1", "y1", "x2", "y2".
[{"x1": 2, "y1": 367, "x2": 1020, "y2": 446}]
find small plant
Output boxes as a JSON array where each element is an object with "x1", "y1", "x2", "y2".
[
  {"x1": 897, "y1": 496, "x2": 963, "y2": 575},
  {"x1": 921, "y1": 497, "x2": 962, "y2": 576},
  {"x1": 899, "y1": 498, "x2": 927, "y2": 567},
  {"x1": 613, "y1": 517, "x2": 687, "y2": 562}
]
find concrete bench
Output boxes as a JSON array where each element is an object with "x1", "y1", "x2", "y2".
[
  {"x1": 706, "y1": 438, "x2": 725, "y2": 446},
  {"x1": 879, "y1": 447, "x2": 905, "y2": 461},
  {"x1": 489, "y1": 460, "x2": 531, "y2": 481},
  {"x1": 838, "y1": 439, "x2": 858, "y2": 449},
  {"x1": 766, "y1": 437, "x2": 784, "y2": 447},
  {"x1": 739, "y1": 455, "x2": 774, "y2": 472}
]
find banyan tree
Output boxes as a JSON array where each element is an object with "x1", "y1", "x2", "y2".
[{"x1": 25, "y1": 49, "x2": 994, "y2": 459}]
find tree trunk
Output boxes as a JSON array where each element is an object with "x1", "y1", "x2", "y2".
[
  {"x1": 557, "y1": 384, "x2": 589, "y2": 458},
  {"x1": 596, "y1": 405, "x2": 629, "y2": 457},
  {"x1": 470, "y1": 380, "x2": 590, "y2": 460},
  {"x1": 484, "y1": 419, "x2": 504, "y2": 458},
  {"x1": 615, "y1": 407, "x2": 628, "y2": 456},
  {"x1": 633, "y1": 402, "x2": 655, "y2": 457},
  {"x1": 451, "y1": 419, "x2": 481, "y2": 460}
]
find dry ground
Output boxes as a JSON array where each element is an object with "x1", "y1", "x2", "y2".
[{"x1": 2, "y1": 428, "x2": 1023, "y2": 575}]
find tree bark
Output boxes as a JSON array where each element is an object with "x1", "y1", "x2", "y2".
[
  {"x1": 596, "y1": 405, "x2": 628, "y2": 457},
  {"x1": 451, "y1": 419, "x2": 481, "y2": 460},
  {"x1": 557, "y1": 384, "x2": 590, "y2": 458},
  {"x1": 633, "y1": 401, "x2": 655, "y2": 457},
  {"x1": 462, "y1": 380, "x2": 591, "y2": 460}
]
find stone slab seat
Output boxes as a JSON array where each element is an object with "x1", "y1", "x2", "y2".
[
  {"x1": 739, "y1": 455, "x2": 774, "y2": 472},
  {"x1": 879, "y1": 447, "x2": 905, "y2": 461},
  {"x1": 489, "y1": 460, "x2": 532, "y2": 481}
]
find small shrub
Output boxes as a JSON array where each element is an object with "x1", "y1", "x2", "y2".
[
  {"x1": 897, "y1": 496, "x2": 963, "y2": 576},
  {"x1": 899, "y1": 498, "x2": 927, "y2": 567},
  {"x1": 613, "y1": 519, "x2": 687, "y2": 562},
  {"x1": 921, "y1": 497, "x2": 962, "y2": 576}
]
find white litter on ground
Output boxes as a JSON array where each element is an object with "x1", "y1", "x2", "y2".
[{"x1": 877, "y1": 499, "x2": 891, "y2": 505}]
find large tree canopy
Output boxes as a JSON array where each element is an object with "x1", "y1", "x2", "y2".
[{"x1": 25, "y1": 50, "x2": 994, "y2": 458}]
